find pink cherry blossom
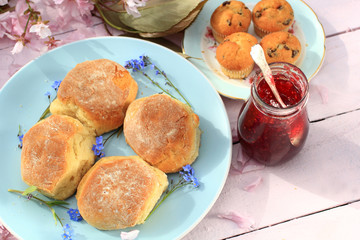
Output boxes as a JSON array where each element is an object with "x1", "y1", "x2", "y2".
[
  {"x1": 0, "y1": 0, "x2": 8, "y2": 6},
  {"x1": 4, "y1": 33, "x2": 26, "y2": 54},
  {"x1": 29, "y1": 22, "x2": 52, "y2": 39},
  {"x1": 11, "y1": 40, "x2": 24, "y2": 54},
  {"x1": 52, "y1": 0, "x2": 94, "y2": 29},
  {"x1": 5, "y1": 0, "x2": 31, "y2": 37},
  {"x1": 124, "y1": 0, "x2": 148, "y2": 18},
  {"x1": 0, "y1": 224, "x2": 17, "y2": 240},
  {"x1": 0, "y1": 11, "x2": 15, "y2": 38},
  {"x1": 44, "y1": 36, "x2": 59, "y2": 49}
]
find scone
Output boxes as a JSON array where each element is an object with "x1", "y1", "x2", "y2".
[
  {"x1": 124, "y1": 94, "x2": 201, "y2": 173},
  {"x1": 210, "y1": 1, "x2": 251, "y2": 43},
  {"x1": 76, "y1": 156, "x2": 168, "y2": 230},
  {"x1": 21, "y1": 115, "x2": 96, "y2": 200},
  {"x1": 252, "y1": 0, "x2": 294, "y2": 37},
  {"x1": 50, "y1": 59, "x2": 138, "y2": 136},
  {"x1": 260, "y1": 31, "x2": 301, "y2": 64},
  {"x1": 216, "y1": 32, "x2": 258, "y2": 79}
]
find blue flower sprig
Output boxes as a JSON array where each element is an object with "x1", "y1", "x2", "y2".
[
  {"x1": 92, "y1": 136, "x2": 105, "y2": 159},
  {"x1": 146, "y1": 164, "x2": 199, "y2": 220},
  {"x1": 124, "y1": 55, "x2": 192, "y2": 108},
  {"x1": 38, "y1": 80, "x2": 62, "y2": 122},
  {"x1": 8, "y1": 186, "x2": 82, "y2": 240},
  {"x1": 67, "y1": 208, "x2": 83, "y2": 222},
  {"x1": 17, "y1": 125, "x2": 24, "y2": 149}
]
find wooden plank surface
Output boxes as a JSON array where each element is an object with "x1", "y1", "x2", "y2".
[
  {"x1": 1, "y1": 0, "x2": 360, "y2": 239},
  {"x1": 232, "y1": 201, "x2": 360, "y2": 240},
  {"x1": 304, "y1": 0, "x2": 360, "y2": 37},
  {"x1": 183, "y1": 108, "x2": 360, "y2": 239},
  {"x1": 308, "y1": 30, "x2": 360, "y2": 121}
]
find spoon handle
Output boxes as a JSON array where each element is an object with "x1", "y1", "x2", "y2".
[{"x1": 250, "y1": 45, "x2": 287, "y2": 108}]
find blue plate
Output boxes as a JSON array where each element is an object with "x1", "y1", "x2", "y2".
[
  {"x1": 0, "y1": 37, "x2": 232, "y2": 240},
  {"x1": 183, "y1": 0, "x2": 326, "y2": 99}
]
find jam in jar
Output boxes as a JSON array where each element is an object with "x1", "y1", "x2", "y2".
[{"x1": 238, "y1": 62, "x2": 309, "y2": 165}]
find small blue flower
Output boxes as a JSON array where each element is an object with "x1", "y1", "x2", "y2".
[
  {"x1": 51, "y1": 80, "x2": 62, "y2": 91},
  {"x1": 182, "y1": 164, "x2": 192, "y2": 172},
  {"x1": 192, "y1": 176, "x2": 200, "y2": 188},
  {"x1": 125, "y1": 58, "x2": 144, "y2": 73},
  {"x1": 44, "y1": 91, "x2": 51, "y2": 98},
  {"x1": 67, "y1": 208, "x2": 83, "y2": 222},
  {"x1": 18, "y1": 134, "x2": 24, "y2": 149},
  {"x1": 180, "y1": 165, "x2": 199, "y2": 188},
  {"x1": 62, "y1": 224, "x2": 73, "y2": 240},
  {"x1": 124, "y1": 55, "x2": 151, "y2": 73},
  {"x1": 92, "y1": 136, "x2": 105, "y2": 158}
]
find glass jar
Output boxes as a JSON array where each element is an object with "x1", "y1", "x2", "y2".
[{"x1": 237, "y1": 62, "x2": 309, "y2": 165}]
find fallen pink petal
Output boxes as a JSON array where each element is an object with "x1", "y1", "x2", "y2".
[
  {"x1": 241, "y1": 159, "x2": 265, "y2": 174},
  {"x1": 229, "y1": 145, "x2": 245, "y2": 175},
  {"x1": 236, "y1": 144, "x2": 250, "y2": 166},
  {"x1": 218, "y1": 212, "x2": 255, "y2": 230},
  {"x1": 120, "y1": 229, "x2": 140, "y2": 240},
  {"x1": 315, "y1": 84, "x2": 329, "y2": 104},
  {"x1": 243, "y1": 176, "x2": 263, "y2": 192}
]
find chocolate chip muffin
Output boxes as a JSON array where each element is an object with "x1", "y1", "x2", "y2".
[
  {"x1": 252, "y1": 0, "x2": 294, "y2": 37},
  {"x1": 216, "y1": 32, "x2": 258, "y2": 79},
  {"x1": 210, "y1": 1, "x2": 251, "y2": 43},
  {"x1": 260, "y1": 31, "x2": 301, "y2": 64}
]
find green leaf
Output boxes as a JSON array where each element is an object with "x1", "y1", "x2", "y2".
[
  {"x1": 99, "y1": 0, "x2": 207, "y2": 34},
  {"x1": 22, "y1": 186, "x2": 37, "y2": 196}
]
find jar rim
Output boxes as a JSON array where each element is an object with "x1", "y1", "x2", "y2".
[{"x1": 251, "y1": 62, "x2": 309, "y2": 115}]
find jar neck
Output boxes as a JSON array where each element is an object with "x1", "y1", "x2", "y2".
[{"x1": 250, "y1": 62, "x2": 309, "y2": 118}]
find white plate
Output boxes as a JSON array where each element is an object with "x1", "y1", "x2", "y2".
[
  {"x1": 183, "y1": 0, "x2": 326, "y2": 99},
  {"x1": 0, "y1": 36, "x2": 232, "y2": 240}
]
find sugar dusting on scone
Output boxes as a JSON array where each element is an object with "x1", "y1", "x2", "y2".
[
  {"x1": 50, "y1": 59, "x2": 138, "y2": 136},
  {"x1": 124, "y1": 94, "x2": 201, "y2": 173},
  {"x1": 21, "y1": 115, "x2": 96, "y2": 200},
  {"x1": 76, "y1": 156, "x2": 168, "y2": 230}
]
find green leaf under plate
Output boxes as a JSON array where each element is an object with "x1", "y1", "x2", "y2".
[{"x1": 98, "y1": 0, "x2": 207, "y2": 36}]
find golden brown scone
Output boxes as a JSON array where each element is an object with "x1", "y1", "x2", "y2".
[
  {"x1": 124, "y1": 94, "x2": 201, "y2": 173},
  {"x1": 76, "y1": 156, "x2": 168, "y2": 230},
  {"x1": 21, "y1": 115, "x2": 96, "y2": 200},
  {"x1": 50, "y1": 59, "x2": 138, "y2": 136},
  {"x1": 260, "y1": 31, "x2": 301, "y2": 64}
]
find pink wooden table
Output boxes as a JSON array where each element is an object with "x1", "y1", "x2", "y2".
[{"x1": 1, "y1": 0, "x2": 360, "y2": 239}]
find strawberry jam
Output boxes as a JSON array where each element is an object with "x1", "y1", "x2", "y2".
[{"x1": 238, "y1": 62, "x2": 309, "y2": 165}]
